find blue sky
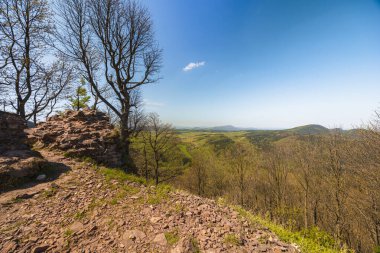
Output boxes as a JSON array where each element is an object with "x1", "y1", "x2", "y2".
[{"x1": 140, "y1": 0, "x2": 380, "y2": 129}]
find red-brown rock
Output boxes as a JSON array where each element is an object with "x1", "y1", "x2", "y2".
[
  {"x1": 0, "y1": 111, "x2": 47, "y2": 192},
  {"x1": 28, "y1": 109, "x2": 122, "y2": 167}
]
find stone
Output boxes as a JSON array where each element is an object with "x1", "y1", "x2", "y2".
[
  {"x1": 31, "y1": 245, "x2": 50, "y2": 253},
  {"x1": 153, "y1": 233, "x2": 167, "y2": 246},
  {"x1": 1, "y1": 241, "x2": 17, "y2": 252},
  {"x1": 70, "y1": 221, "x2": 84, "y2": 232},
  {"x1": 150, "y1": 216, "x2": 162, "y2": 223},
  {"x1": 36, "y1": 174, "x2": 47, "y2": 181},
  {"x1": 123, "y1": 230, "x2": 146, "y2": 241}
]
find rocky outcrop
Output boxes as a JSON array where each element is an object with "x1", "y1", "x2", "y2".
[
  {"x1": 0, "y1": 111, "x2": 28, "y2": 153},
  {"x1": 0, "y1": 111, "x2": 46, "y2": 191},
  {"x1": 28, "y1": 109, "x2": 122, "y2": 167},
  {"x1": 0, "y1": 150, "x2": 299, "y2": 253}
]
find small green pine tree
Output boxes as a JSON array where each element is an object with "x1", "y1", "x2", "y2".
[{"x1": 68, "y1": 79, "x2": 91, "y2": 111}]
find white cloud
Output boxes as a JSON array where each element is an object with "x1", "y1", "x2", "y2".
[
  {"x1": 183, "y1": 61, "x2": 206, "y2": 72},
  {"x1": 143, "y1": 99, "x2": 165, "y2": 108}
]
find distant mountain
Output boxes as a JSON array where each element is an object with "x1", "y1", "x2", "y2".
[
  {"x1": 209, "y1": 125, "x2": 245, "y2": 131},
  {"x1": 177, "y1": 124, "x2": 354, "y2": 134},
  {"x1": 244, "y1": 124, "x2": 332, "y2": 149},
  {"x1": 287, "y1": 124, "x2": 330, "y2": 135},
  {"x1": 177, "y1": 125, "x2": 257, "y2": 132},
  {"x1": 177, "y1": 124, "x2": 360, "y2": 150}
]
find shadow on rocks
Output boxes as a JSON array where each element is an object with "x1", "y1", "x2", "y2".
[{"x1": 0, "y1": 160, "x2": 71, "y2": 194}]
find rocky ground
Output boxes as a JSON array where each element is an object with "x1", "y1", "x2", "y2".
[
  {"x1": 0, "y1": 111, "x2": 47, "y2": 192},
  {"x1": 0, "y1": 150, "x2": 299, "y2": 253}
]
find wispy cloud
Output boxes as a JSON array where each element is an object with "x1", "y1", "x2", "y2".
[
  {"x1": 183, "y1": 61, "x2": 206, "y2": 72},
  {"x1": 143, "y1": 99, "x2": 165, "y2": 108}
]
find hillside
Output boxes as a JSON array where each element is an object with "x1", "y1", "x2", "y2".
[
  {"x1": 179, "y1": 125, "x2": 247, "y2": 132},
  {"x1": 287, "y1": 124, "x2": 329, "y2": 135},
  {"x1": 0, "y1": 150, "x2": 299, "y2": 253},
  {"x1": 177, "y1": 124, "x2": 333, "y2": 150}
]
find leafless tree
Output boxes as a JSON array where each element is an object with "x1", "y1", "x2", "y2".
[
  {"x1": 55, "y1": 0, "x2": 162, "y2": 170},
  {"x1": 354, "y1": 113, "x2": 380, "y2": 248},
  {"x1": 0, "y1": 0, "x2": 72, "y2": 122},
  {"x1": 141, "y1": 113, "x2": 176, "y2": 185},
  {"x1": 189, "y1": 148, "x2": 212, "y2": 196},
  {"x1": 322, "y1": 130, "x2": 350, "y2": 243},
  {"x1": 264, "y1": 146, "x2": 291, "y2": 222},
  {"x1": 224, "y1": 141, "x2": 258, "y2": 207},
  {"x1": 293, "y1": 136, "x2": 323, "y2": 229}
]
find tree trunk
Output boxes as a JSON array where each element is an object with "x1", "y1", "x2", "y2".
[
  {"x1": 18, "y1": 101, "x2": 26, "y2": 119},
  {"x1": 76, "y1": 94, "x2": 80, "y2": 111},
  {"x1": 120, "y1": 113, "x2": 137, "y2": 173},
  {"x1": 313, "y1": 200, "x2": 318, "y2": 226},
  {"x1": 143, "y1": 145, "x2": 148, "y2": 182},
  {"x1": 155, "y1": 158, "x2": 159, "y2": 185},
  {"x1": 92, "y1": 94, "x2": 99, "y2": 110},
  {"x1": 304, "y1": 190, "x2": 308, "y2": 229}
]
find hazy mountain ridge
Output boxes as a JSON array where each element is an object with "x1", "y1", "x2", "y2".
[
  {"x1": 177, "y1": 124, "x2": 360, "y2": 151},
  {"x1": 178, "y1": 124, "x2": 348, "y2": 133},
  {"x1": 177, "y1": 125, "x2": 257, "y2": 131}
]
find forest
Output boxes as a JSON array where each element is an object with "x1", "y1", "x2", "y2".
[{"x1": 130, "y1": 117, "x2": 380, "y2": 253}]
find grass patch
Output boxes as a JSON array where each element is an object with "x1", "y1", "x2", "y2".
[
  {"x1": 109, "y1": 198, "x2": 118, "y2": 205},
  {"x1": 63, "y1": 229, "x2": 74, "y2": 238},
  {"x1": 173, "y1": 203, "x2": 186, "y2": 214},
  {"x1": 224, "y1": 233, "x2": 242, "y2": 246},
  {"x1": 43, "y1": 187, "x2": 58, "y2": 198},
  {"x1": 190, "y1": 237, "x2": 201, "y2": 253},
  {"x1": 119, "y1": 184, "x2": 140, "y2": 194},
  {"x1": 98, "y1": 166, "x2": 146, "y2": 185},
  {"x1": 233, "y1": 205, "x2": 353, "y2": 253},
  {"x1": 73, "y1": 211, "x2": 86, "y2": 220},
  {"x1": 88, "y1": 198, "x2": 105, "y2": 211},
  {"x1": 82, "y1": 156, "x2": 97, "y2": 164},
  {"x1": 165, "y1": 230, "x2": 180, "y2": 246},
  {"x1": 64, "y1": 153, "x2": 147, "y2": 188},
  {"x1": 146, "y1": 184, "x2": 172, "y2": 204},
  {"x1": 11, "y1": 197, "x2": 25, "y2": 203}
]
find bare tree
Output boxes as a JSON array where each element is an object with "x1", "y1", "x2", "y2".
[
  {"x1": 224, "y1": 141, "x2": 258, "y2": 207},
  {"x1": 354, "y1": 113, "x2": 380, "y2": 248},
  {"x1": 293, "y1": 136, "x2": 323, "y2": 229},
  {"x1": 55, "y1": 0, "x2": 162, "y2": 170},
  {"x1": 141, "y1": 113, "x2": 177, "y2": 185},
  {"x1": 323, "y1": 130, "x2": 350, "y2": 243},
  {"x1": 264, "y1": 146, "x2": 291, "y2": 222},
  {"x1": 0, "y1": 0, "x2": 72, "y2": 122},
  {"x1": 189, "y1": 148, "x2": 213, "y2": 196}
]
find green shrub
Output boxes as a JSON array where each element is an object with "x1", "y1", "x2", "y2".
[
  {"x1": 146, "y1": 184, "x2": 172, "y2": 204},
  {"x1": 64, "y1": 229, "x2": 73, "y2": 238},
  {"x1": 190, "y1": 237, "x2": 201, "y2": 253},
  {"x1": 98, "y1": 167, "x2": 146, "y2": 185},
  {"x1": 165, "y1": 230, "x2": 180, "y2": 246},
  {"x1": 224, "y1": 233, "x2": 242, "y2": 246},
  {"x1": 73, "y1": 211, "x2": 86, "y2": 220},
  {"x1": 43, "y1": 187, "x2": 57, "y2": 198},
  {"x1": 233, "y1": 205, "x2": 352, "y2": 253}
]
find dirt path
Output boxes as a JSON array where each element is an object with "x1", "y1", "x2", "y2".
[
  {"x1": 0, "y1": 150, "x2": 74, "y2": 205},
  {"x1": 0, "y1": 150, "x2": 298, "y2": 253}
]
